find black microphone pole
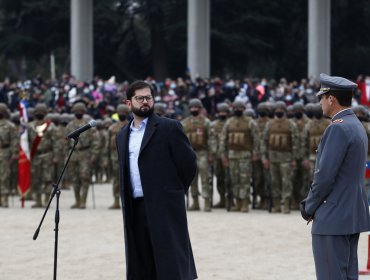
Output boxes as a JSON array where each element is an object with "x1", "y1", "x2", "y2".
[{"x1": 33, "y1": 136, "x2": 79, "y2": 280}]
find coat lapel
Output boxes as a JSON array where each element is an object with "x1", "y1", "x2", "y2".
[{"x1": 139, "y1": 114, "x2": 159, "y2": 155}]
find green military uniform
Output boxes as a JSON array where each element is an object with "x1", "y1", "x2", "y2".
[
  {"x1": 182, "y1": 98, "x2": 213, "y2": 211},
  {"x1": 219, "y1": 100, "x2": 259, "y2": 212},
  {"x1": 253, "y1": 102, "x2": 271, "y2": 209},
  {"x1": 291, "y1": 102, "x2": 310, "y2": 209},
  {"x1": 27, "y1": 103, "x2": 58, "y2": 207},
  {"x1": 108, "y1": 104, "x2": 129, "y2": 209},
  {"x1": 10, "y1": 112, "x2": 20, "y2": 197},
  {"x1": 209, "y1": 103, "x2": 230, "y2": 208},
  {"x1": 65, "y1": 103, "x2": 99, "y2": 209},
  {"x1": 262, "y1": 101, "x2": 298, "y2": 213},
  {"x1": 0, "y1": 104, "x2": 18, "y2": 207},
  {"x1": 94, "y1": 120, "x2": 108, "y2": 183}
]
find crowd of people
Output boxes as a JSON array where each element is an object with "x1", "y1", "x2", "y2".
[{"x1": 0, "y1": 73, "x2": 369, "y2": 211}]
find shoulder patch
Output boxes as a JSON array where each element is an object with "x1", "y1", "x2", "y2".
[{"x1": 332, "y1": 119, "x2": 343, "y2": 123}]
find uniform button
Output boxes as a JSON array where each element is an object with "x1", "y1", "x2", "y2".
[{"x1": 323, "y1": 200, "x2": 327, "y2": 203}]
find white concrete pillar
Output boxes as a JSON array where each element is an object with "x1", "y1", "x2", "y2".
[
  {"x1": 71, "y1": 0, "x2": 93, "y2": 81},
  {"x1": 308, "y1": 0, "x2": 331, "y2": 78},
  {"x1": 187, "y1": 0, "x2": 210, "y2": 80}
]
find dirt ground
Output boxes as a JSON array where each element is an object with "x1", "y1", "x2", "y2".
[{"x1": 1, "y1": 183, "x2": 370, "y2": 280}]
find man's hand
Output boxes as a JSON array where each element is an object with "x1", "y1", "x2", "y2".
[{"x1": 300, "y1": 199, "x2": 313, "y2": 224}]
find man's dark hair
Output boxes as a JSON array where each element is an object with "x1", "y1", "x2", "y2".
[
  {"x1": 328, "y1": 90, "x2": 353, "y2": 107},
  {"x1": 126, "y1": 80, "x2": 154, "y2": 100}
]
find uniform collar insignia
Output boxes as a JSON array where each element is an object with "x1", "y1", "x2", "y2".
[{"x1": 332, "y1": 119, "x2": 343, "y2": 123}]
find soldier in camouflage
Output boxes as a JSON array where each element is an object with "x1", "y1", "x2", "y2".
[
  {"x1": 10, "y1": 112, "x2": 20, "y2": 197},
  {"x1": 65, "y1": 102, "x2": 99, "y2": 209},
  {"x1": 0, "y1": 103, "x2": 18, "y2": 207},
  {"x1": 108, "y1": 104, "x2": 129, "y2": 209},
  {"x1": 27, "y1": 103, "x2": 58, "y2": 207},
  {"x1": 182, "y1": 98, "x2": 213, "y2": 212},
  {"x1": 261, "y1": 101, "x2": 298, "y2": 213},
  {"x1": 291, "y1": 102, "x2": 310, "y2": 209},
  {"x1": 219, "y1": 100, "x2": 259, "y2": 212},
  {"x1": 209, "y1": 102, "x2": 230, "y2": 208}
]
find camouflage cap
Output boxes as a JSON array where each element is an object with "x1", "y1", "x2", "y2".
[
  {"x1": 257, "y1": 102, "x2": 269, "y2": 112},
  {"x1": 34, "y1": 103, "x2": 48, "y2": 115},
  {"x1": 244, "y1": 108, "x2": 255, "y2": 117},
  {"x1": 116, "y1": 104, "x2": 129, "y2": 114},
  {"x1": 0, "y1": 103, "x2": 8, "y2": 115},
  {"x1": 71, "y1": 102, "x2": 87, "y2": 113},
  {"x1": 216, "y1": 102, "x2": 230, "y2": 113},
  {"x1": 233, "y1": 100, "x2": 246, "y2": 109},
  {"x1": 188, "y1": 98, "x2": 203, "y2": 108},
  {"x1": 292, "y1": 102, "x2": 304, "y2": 111},
  {"x1": 274, "y1": 101, "x2": 287, "y2": 111}
]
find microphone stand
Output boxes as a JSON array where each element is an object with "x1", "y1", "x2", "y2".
[{"x1": 33, "y1": 136, "x2": 79, "y2": 280}]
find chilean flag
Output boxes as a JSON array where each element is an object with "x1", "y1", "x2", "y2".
[
  {"x1": 366, "y1": 161, "x2": 370, "y2": 179},
  {"x1": 18, "y1": 100, "x2": 31, "y2": 207}
]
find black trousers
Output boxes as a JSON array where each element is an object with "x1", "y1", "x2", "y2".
[
  {"x1": 129, "y1": 197, "x2": 157, "y2": 280},
  {"x1": 312, "y1": 233, "x2": 360, "y2": 280}
]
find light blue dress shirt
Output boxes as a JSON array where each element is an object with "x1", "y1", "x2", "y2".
[{"x1": 128, "y1": 118, "x2": 148, "y2": 198}]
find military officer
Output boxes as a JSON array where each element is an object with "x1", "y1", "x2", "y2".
[
  {"x1": 108, "y1": 104, "x2": 129, "y2": 209},
  {"x1": 262, "y1": 101, "x2": 298, "y2": 213},
  {"x1": 182, "y1": 98, "x2": 213, "y2": 211},
  {"x1": 27, "y1": 103, "x2": 58, "y2": 207},
  {"x1": 0, "y1": 103, "x2": 18, "y2": 207},
  {"x1": 301, "y1": 73, "x2": 370, "y2": 279},
  {"x1": 219, "y1": 100, "x2": 259, "y2": 212},
  {"x1": 209, "y1": 102, "x2": 230, "y2": 208},
  {"x1": 65, "y1": 102, "x2": 99, "y2": 209}
]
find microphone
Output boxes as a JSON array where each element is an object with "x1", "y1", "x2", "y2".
[{"x1": 66, "y1": 120, "x2": 97, "y2": 139}]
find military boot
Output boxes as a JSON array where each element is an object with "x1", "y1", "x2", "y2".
[
  {"x1": 204, "y1": 198, "x2": 212, "y2": 212},
  {"x1": 271, "y1": 198, "x2": 281, "y2": 213},
  {"x1": 188, "y1": 196, "x2": 200, "y2": 211},
  {"x1": 240, "y1": 198, "x2": 249, "y2": 213},
  {"x1": 1, "y1": 194, "x2": 9, "y2": 208},
  {"x1": 282, "y1": 199, "x2": 291, "y2": 214},
  {"x1": 231, "y1": 198, "x2": 242, "y2": 212},
  {"x1": 31, "y1": 194, "x2": 43, "y2": 208},
  {"x1": 213, "y1": 195, "x2": 226, "y2": 208},
  {"x1": 71, "y1": 189, "x2": 81, "y2": 209},
  {"x1": 109, "y1": 197, "x2": 121, "y2": 209},
  {"x1": 79, "y1": 190, "x2": 88, "y2": 209}
]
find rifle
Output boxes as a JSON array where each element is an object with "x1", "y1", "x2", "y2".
[{"x1": 225, "y1": 166, "x2": 233, "y2": 211}]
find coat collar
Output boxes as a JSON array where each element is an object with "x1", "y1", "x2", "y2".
[
  {"x1": 139, "y1": 113, "x2": 160, "y2": 155},
  {"x1": 331, "y1": 108, "x2": 353, "y2": 122}
]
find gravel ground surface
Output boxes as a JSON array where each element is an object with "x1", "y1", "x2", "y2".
[{"x1": 1, "y1": 183, "x2": 370, "y2": 280}]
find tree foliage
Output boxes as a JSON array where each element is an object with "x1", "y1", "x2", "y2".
[{"x1": 0, "y1": 0, "x2": 368, "y2": 81}]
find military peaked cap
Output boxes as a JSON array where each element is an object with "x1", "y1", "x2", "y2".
[{"x1": 317, "y1": 73, "x2": 357, "y2": 96}]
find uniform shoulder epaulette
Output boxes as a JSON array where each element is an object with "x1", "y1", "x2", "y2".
[{"x1": 332, "y1": 119, "x2": 343, "y2": 123}]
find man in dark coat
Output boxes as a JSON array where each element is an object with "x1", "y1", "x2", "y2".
[
  {"x1": 116, "y1": 80, "x2": 198, "y2": 280},
  {"x1": 301, "y1": 73, "x2": 370, "y2": 280}
]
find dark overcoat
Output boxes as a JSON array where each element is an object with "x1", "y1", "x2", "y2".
[{"x1": 116, "y1": 113, "x2": 197, "y2": 280}]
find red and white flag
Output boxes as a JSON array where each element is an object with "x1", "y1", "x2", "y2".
[{"x1": 18, "y1": 100, "x2": 31, "y2": 207}]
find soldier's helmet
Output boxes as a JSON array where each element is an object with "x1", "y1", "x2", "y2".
[
  {"x1": 103, "y1": 118, "x2": 113, "y2": 128},
  {"x1": 188, "y1": 98, "x2": 203, "y2": 108},
  {"x1": 0, "y1": 103, "x2": 9, "y2": 119},
  {"x1": 116, "y1": 104, "x2": 130, "y2": 115},
  {"x1": 71, "y1": 102, "x2": 87, "y2": 113},
  {"x1": 232, "y1": 100, "x2": 246, "y2": 109},
  {"x1": 96, "y1": 119, "x2": 104, "y2": 129},
  {"x1": 11, "y1": 112, "x2": 20, "y2": 124},
  {"x1": 154, "y1": 103, "x2": 167, "y2": 114},
  {"x1": 274, "y1": 101, "x2": 287, "y2": 112},
  {"x1": 34, "y1": 103, "x2": 48, "y2": 116},
  {"x1": 353, "y1": 105, "x2": 367, "y2": 116},
  {"x1": 292, "y1": 102, "x2": 304, "y2": 112},
  {"x1": 304, "y1": 103, "x2": 315, "y2": 112},
  {"x1": 244, "y1": 108, "x2": 255, "y2": 117},
  {"x1": 257, "y1": 102, "x2": 269, "y2": 113},
  {"x1": 216, "y1": 102, "x2": 230, "y2": 113}
]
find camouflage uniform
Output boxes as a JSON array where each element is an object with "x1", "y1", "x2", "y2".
[
  {"x1": 209, "y1": 103, "x2": 230, "y2": 208},
  {"x1": 65, "y1": 103, "x2": 99, "y2": 209},
  {"x1": 182, "y1": 98, "x2": 212, "y2": 211},
  {"x1": 0, "y1": 104, "x2": 18, "y2": 207},
  {"x1": 219, "y1": 100, "x2": 259, "y2": 212},
  {"x1": 10, "y1": 112, "x2": 20, "y2": 196},
  {"x1": 261, "y1": 101, "x2": 298, "y2": 213},
  {"x1": 291, "y1": 102, "x2": 310, "y2": 209},
  {"x1": 108, "y1": 104, "x2": 129, "y2": 209},
  {"x1": 253, "y1": 102, "x2": 271, "y2": 209},
  {"x1": 27, "y1": 103, "x2": 58, "y2": 207},
  {"x1": 94, "y1": 120, "x2": 108, "y2": 183}
]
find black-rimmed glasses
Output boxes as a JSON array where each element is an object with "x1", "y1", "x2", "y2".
[{"x1": 133, "y1": 95, "x2": 153, "y2": 103}]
